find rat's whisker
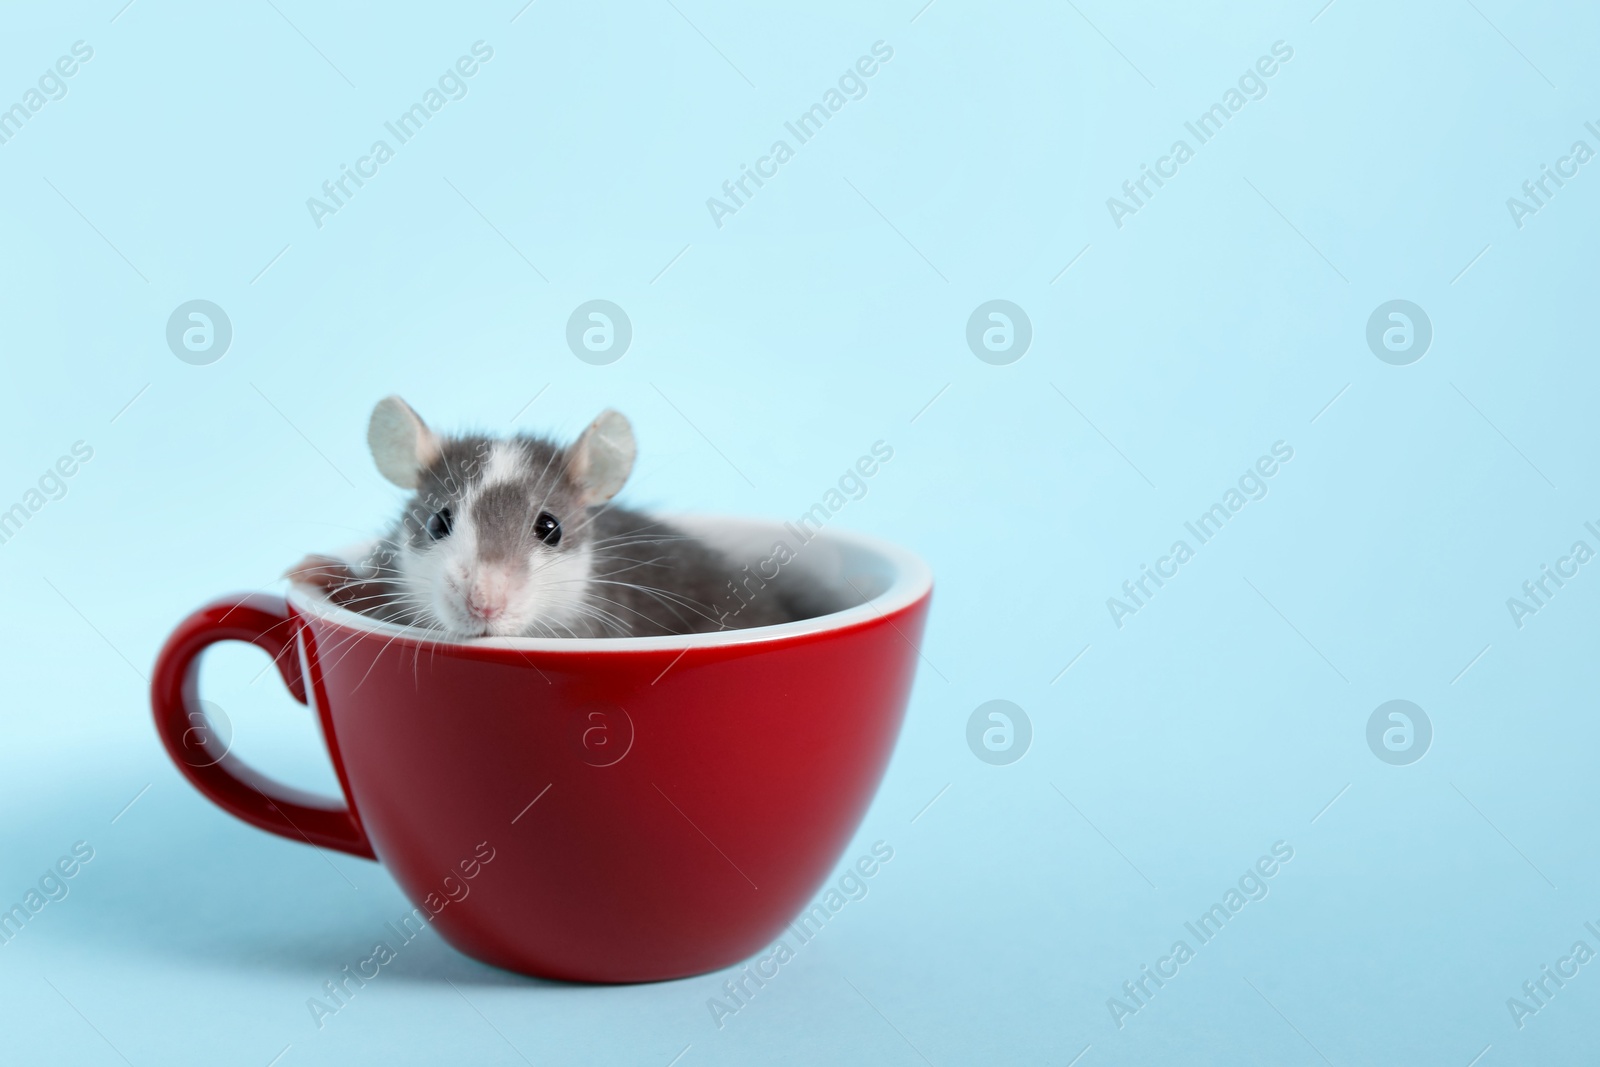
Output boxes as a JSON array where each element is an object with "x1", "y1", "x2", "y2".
[{"x1": 298, "y1": 399, "x2": 800, "y2": 642}]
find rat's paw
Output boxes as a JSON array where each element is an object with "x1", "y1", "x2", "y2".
[
  {"x1": 284, "y1": 553, "x2": 356, "y2": 591},
  {"x1": 286, "y1": 553, "x2": 399, "y2": 616}
]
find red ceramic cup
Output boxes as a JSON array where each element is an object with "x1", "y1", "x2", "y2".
[{"x1": 150, "y1": 517, "x2": 931, "y2": 982}]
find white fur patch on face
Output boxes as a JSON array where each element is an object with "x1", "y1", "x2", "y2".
[
  {"x1": 518, "y1": 543, "x2": 595, "y2": 637},
  {"x1": 479, "y1": 441, "x2": 526, "y2": 491},
  {"x1": 402, "y1": 500, "x2": 595, "y2": 638}
]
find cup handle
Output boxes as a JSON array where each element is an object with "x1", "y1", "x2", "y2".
[{"x1": 150, "y1": 593, "x2": 376, "y2": 860}]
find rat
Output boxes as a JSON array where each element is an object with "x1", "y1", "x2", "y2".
[{"x1": 288, "y1": 396, "x2": 800, "y2": 639}]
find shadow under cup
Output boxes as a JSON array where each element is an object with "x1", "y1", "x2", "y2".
[{"x1": 150, "y1": 517, "x2": 932, "y2": 983}]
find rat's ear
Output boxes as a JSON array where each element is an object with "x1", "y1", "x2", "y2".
[
  {"x1": 568, "y1": 409, "x2": 636, "y2": 506},
  {"x1": 367, "y1": 396, "x2": 441, "y2": 489}
]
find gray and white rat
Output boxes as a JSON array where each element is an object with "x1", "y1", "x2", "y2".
[{"x1": 288, "y1": 396, "x2": 800, "y2": 639}]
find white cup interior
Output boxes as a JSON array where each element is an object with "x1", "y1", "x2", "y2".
[{"x1": 287, "y1": 514, "x2": 932, "y2": 652}]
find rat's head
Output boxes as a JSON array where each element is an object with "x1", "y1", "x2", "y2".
[{"x1": 366, "y1": 396, "x2": 635, "y2": 637}]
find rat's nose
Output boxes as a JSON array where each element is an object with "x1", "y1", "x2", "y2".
[{"x1": 464, "y1": 583, "x2": 507, "y2": 622}]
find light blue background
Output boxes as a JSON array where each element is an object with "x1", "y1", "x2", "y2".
[{"x1": 1, "y1": 1, "x2": 1596, "y2": 1063}]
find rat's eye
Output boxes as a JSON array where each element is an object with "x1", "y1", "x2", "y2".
[
  {"x1": 533, "y1": 511, "x2": 561, "y2": 546},
  {"x1": 426, "y1": 508, "x2": 453, "y2": 540}
]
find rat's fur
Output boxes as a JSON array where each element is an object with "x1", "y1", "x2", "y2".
[{"x1": 290, "y1": 402, "x2": 800, "y2": 638}]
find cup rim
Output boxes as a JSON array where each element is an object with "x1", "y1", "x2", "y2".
[{"x1": 287, "y1": 514, "x2": 931, "y2": 654}]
